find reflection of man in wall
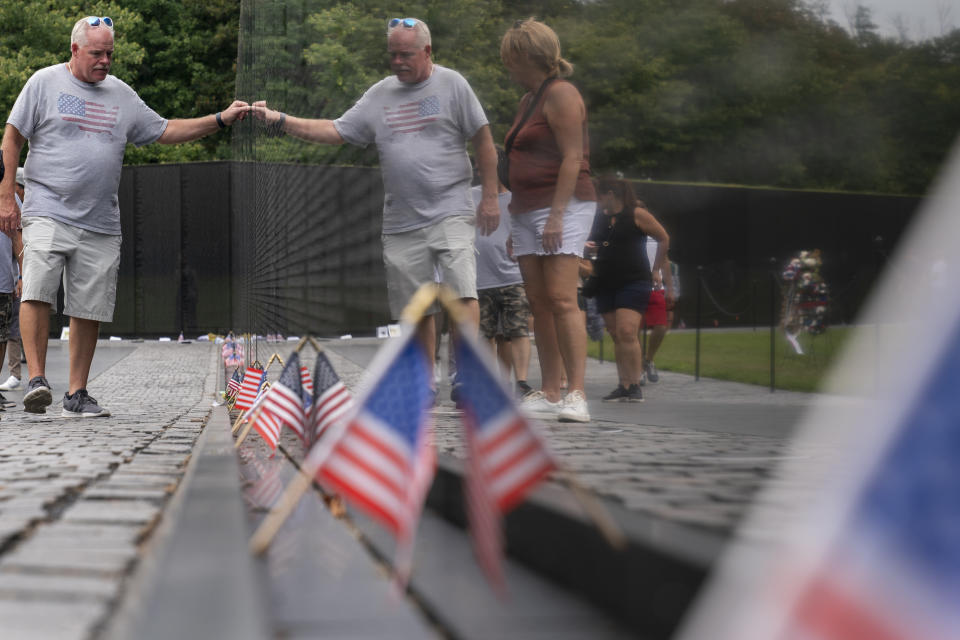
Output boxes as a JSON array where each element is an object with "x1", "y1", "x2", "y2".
[
  {"x1": 252, "y1": 18, "x2": 499, "y2": 379},
  {"x1": 0, "y1": 16, "x2": 248, "y2": 416}
]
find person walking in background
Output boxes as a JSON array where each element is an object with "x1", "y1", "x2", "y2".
[
  {"x1": 250, "y1": 17, "x2": 500, "y2": 390},
  {"x1": 640, "y1": 235, "x2": 675, "y2": 384},
  {"x1": 472, "y1": 172, "x2": 533, "y2": 398},
  {"x1": 0, "y1": 167, "x2": 26, "y2": 394},
  {"x1": 1, "y1": 15, "x2": 249, "y2": 416},
  {"x1": 500, "y1": 18, "x2": 597, "y2": 423},
  {"x1": 587, "y1": 175, "x2": 669, "y2": 403}
]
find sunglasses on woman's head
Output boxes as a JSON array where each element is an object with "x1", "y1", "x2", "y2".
[
  {"x1": 86, "y1": 16, "x2": 113, "y2": 27},
  {"x1": 389, "y1": 18, "x2": 417, "y2": 28}
]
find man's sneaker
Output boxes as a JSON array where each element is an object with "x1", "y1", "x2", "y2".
[
  {"x1": 519, "y1": 391, "x2": 562, "y2": 419},
  {"x1": 61, "y1": 389, "x2": 111, "y2": 418},
  {"x1": 516, "y1": 380, "x2": 533, "y2": 398},
  {"x1": 23, "y1": 376, "x2": 53, "y2": 414},
  {"x1": 644, "y1": 360, "x2": 659, "y2": 383},
  {"x1": 0, "y1": 392, "x2": 14, "y2": 409},
  {"x1": 0, "y1": 375, "x2": 21, "y2": 391},
  {"x1": 603, "y1": 385, "x2": 629, "y2": 402},
  {"x1": 558, "y1": 390, "x2": 591, "y2": 423},
  {"x1": 625, "y1": 384, "x2": 645, "y2": 403}
]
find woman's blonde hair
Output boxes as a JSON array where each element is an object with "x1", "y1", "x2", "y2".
[{"x1": 500, "y1": 18, "x2": 573, "y2": 78}]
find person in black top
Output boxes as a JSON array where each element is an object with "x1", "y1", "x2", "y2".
[{"x1": 586, "y1": 176, "x2": 669, "y2": 402}]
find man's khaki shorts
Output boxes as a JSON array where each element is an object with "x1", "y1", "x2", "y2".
[
  {"x1": 382, "y1": 215, "x2": 478, "y2": 319},
  {"x1": 21, "y1": 217, "x2": 122, "y2": 322}
]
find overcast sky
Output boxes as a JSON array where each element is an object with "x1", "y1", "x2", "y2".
[{"x1": 828, "y1": 0, "x2": 959, "y2": 39}]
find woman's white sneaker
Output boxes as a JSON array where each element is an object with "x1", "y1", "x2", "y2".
[
  {"x1": 0, "y1": 375, "x2": 21, "y2": 391},
  {"x1": 519, "y1": 390, "x2": 562, "y2": 418},
  {"x1": 558, "y1": 390, "x2": 591, "y2": 423}
]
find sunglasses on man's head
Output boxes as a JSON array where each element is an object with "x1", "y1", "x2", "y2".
[
  {"x1": 86, "y1": 16, "x2": 113, "y2": 27},
  {"x1": 388, "y1": 18, "x2": 417, "y2": 28}
]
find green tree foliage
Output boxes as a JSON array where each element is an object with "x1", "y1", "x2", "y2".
[{"x1": 3, "y1": 0, "x2": 956, "y2": 194}]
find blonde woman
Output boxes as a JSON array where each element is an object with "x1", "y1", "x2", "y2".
[{"x1": 501, "y1": 19, "x2": 596, "y2": 422}]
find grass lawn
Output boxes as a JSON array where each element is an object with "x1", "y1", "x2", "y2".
[{"x1": 587, "y1": 327, "x2": 859, "y2": 392}]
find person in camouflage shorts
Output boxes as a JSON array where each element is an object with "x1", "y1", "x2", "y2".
[
  {"x1": 479, "y1": 284, "x2": 531, "y2": 339},
  {"x1": 474, "y1": 183, "x2": 533, "y2": 397}
]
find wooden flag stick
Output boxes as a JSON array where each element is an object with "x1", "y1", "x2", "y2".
[
  {"x1": 249, "y1": 466, "x2": 315, "y2": 554},
  {"x1": 400, "y1": 282, "x2": 440, "y2": 325},
  {"x1": 293, "y1": 335, "x2": 309, "y2": 353},
  {"x1": 435, "y1": 285, "x2": 472, "y2": 325},
  {"x1": 234, "y1": 418, "x2": 255, "y2": 448},
  {"x1": 266, "y1": 352, "x2": 284, "y2": 369},
  {"x1": 560, "y1": 468, "x2": 628, "y2": 550},
  {"x1": 231, "y1": 413, "x2": 245, "y2": 434},
  {"x1": 234, "y1": 406, "x2": 264, "y2": 449},
  {"x1": 293, "y1": 334, "x2": 324, "y2": 355}
]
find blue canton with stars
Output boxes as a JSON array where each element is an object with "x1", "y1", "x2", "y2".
[
  {"x1": 364, "y1": 338, "x2": 431, "y2": 449},
  {"x1": 454, "y1": 337, "x2": 511, "y2": 429},
  {"x1": 853, "y1": 319, "x2": 960, "y2": 605},
  {"x1": 419, "y1": 95, "x2": 440, "y2": 117},
  {"x1": 58, "y1": 92, "x2": 86, "y2": 116},
  {"x1": 277, "y1": 352, "x2": 302, "y2": 393}
]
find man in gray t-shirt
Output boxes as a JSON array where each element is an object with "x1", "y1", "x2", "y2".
[
  {"x1": 252, "y1": 17, "x2": 499, "y2": 383},
  {"x1": 0, "y1": 16, "x2": 250, "y2": 417}
]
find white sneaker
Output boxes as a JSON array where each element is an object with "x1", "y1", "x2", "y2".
[
  {"x1": 0, "y1": 375, "x2": 20, "y2": 391},
  {"x1": 519, "y1": 390, "x2": 562, "y2": 419},
  {"x1": 558, "y1": 390, "x2": 591, "y2": 423}
]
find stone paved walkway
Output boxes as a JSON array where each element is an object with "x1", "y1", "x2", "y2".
[{"x1": 0, "y1": 342, "x2": 218, "y2": 640}]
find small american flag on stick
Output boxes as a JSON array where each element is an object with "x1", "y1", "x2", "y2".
[
  {"x1": 453, "y1": 330, "x2": 557, "y2": 589},
  {"x1": 252, "y1": 353, "x2": 306, "y2": 448},
  {"x1": 304, "y1": 327, "x2": 434, "y2": 580},
  {"x1": 234, "y1": 367, "x2": 264, "y2": 412},
  {"x1": 310, "y1": 352, "x2": 354, "y2": 444},
  {"x1": 226, "y1": 369, "x2": 242, "y2": 399}
]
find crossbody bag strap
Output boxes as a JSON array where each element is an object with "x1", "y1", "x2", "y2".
[{"x1": 504, "y1": 77, "x2": 557, "y2": 153}]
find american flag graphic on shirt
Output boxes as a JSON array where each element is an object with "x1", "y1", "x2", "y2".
[
  {"x1": 58, "y1": 92, "x2": 118, "y2": 134},
  {"x1": 385, "y1": 95, "x2": 440, "y2": 134}
]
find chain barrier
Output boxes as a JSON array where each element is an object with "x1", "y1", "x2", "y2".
[{"x1": 697, "y1": 273, "x2": 753, "y2": 318}]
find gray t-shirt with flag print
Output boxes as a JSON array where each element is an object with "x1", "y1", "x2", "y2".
[
  {"x1": 334, "y1": 65, "x2": 489, "y2": 234},
  {"x1": 7, "y1": 63, "x2": 168, "y2": 235}
]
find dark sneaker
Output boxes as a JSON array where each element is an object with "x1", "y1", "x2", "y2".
[
  {"x1": 62, "y1": 389, "x2": 111, "y2": 418},
  {"x1": 644, "y1": 360, "x2": 659, "y2": 383},
  {"x1": 516, "y1": 380, "x2": 533, "y2": 398},
  {"x1": 0, "y1": 392, "x2": 14, "y2": 409},
  {"x1": 603, "y1": 385, "x2": 629, "y2": 402},
  {"x1": 23, "y1": 376, "x2": 53, "y2": 414},
  {"x1": 625, "y1": 384, "x2": 645, "y2": 403}
]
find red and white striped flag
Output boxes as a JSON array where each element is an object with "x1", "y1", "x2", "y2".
[
  {"x1": 309, "y1": 352, "x2": 354, "y2": 445},
  {"x1": 251, "y1": 353, "x2": 306, "y2": 448},
  {"x1": 300, "y1": 366, "x2": 314, "y2": 397},
  {"x1": 453, "y1": 330, "x2": 557, "y2": 590},
  {"x1": 234, "y1": 366, "x2": 264, "y2": 412},
  {"x1": 302, "y1": 326, "x2": 434, "y2": 580},
  {"x1": 226, "y1": 368, "x2": 243, "y2": 399}
]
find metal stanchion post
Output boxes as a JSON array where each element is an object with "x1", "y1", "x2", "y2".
[
  {"x1": 769, "y1": 257, "x2": 776, "y2": 393},
  {"x1": 695, "y1": 265, "x2": 702, "y2": 382}
]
